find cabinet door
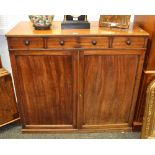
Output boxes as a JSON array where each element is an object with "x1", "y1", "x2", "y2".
[
  {"x1": 78, "y1": 50, "x2": 145, "y2": 130},
  {"x1": 11, "y1": 50, "x2": 77, "y2": 131}
]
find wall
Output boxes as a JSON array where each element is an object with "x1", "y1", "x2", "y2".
[
  {"x1": 0, "y1": 0, "x2": 155, "y2": 72},
  {"x1": 0, "y1": 15, "x2": 27, "y2": 72},
  {"x1": 0, "y1": 35, "x2": 11, "y2": 71}
]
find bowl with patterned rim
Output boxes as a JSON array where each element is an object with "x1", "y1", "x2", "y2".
[{"x1": 29, "y1": 15, "x2": 54, "y2": 30}]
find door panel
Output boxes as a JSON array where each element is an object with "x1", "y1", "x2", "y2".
[
  {"x1": 15, "y1": 51, "x2": 77, "y2": 128},
  {"x1": 79, "y1": 50, "x2": 144, "y2": 129}
]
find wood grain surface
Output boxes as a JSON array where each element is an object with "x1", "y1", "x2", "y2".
[
  {"x1": 133, "y1": 15, "x2": 155, "y2": 130},
  {"x1": 78, "y1": 50, "x2": 145, "y2": 129},
  {"x1": 134, "y1": 15, "x2": 155, "y2": 70},
  {"x1": 0, "y1": 69, "x2": 19, "y2": 127},
  {"x1": 6, "y1": 21, "x2": 149, "y2": 132},
  {"x1": 6, "y1": 21, "x2": 149, "y2": 37},
  {"x1": 14, "y1": 51, "x2": 77, "y2": 128}
]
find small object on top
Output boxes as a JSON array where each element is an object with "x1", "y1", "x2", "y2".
[
  {"x1": 61, "y1": 15, "x2": 90, "y2": 29},
  {"x1": 29, "y1": 15, "x2": 54, "y2": 30},
  {"x1": 99, "y1": 15, "x2": 131, "y2": 29}
]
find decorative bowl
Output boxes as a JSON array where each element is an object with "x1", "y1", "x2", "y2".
[{"x1": 29, "y1": 15, "x2": 54, "y2": 30}]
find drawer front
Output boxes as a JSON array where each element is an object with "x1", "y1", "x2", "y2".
[
  {"x1": 8, "y1": 37, "x2": 44, "y2": 49},
  {"x1": 7, "y1": 36, "x2": 146, "y2": 50},
  {"x1": 47, "y1": 37, "x2": 78, "y2": 48},
  {"x1": 112, "y1": 37, "x2": 145, "y2": 48},
  {"x1": 79, "y1": 37, "x2": 109, "y2": 48}
]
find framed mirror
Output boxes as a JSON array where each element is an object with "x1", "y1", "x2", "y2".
[{"x1": 141, "y1": 78, "x2": 155, "y2": 138}]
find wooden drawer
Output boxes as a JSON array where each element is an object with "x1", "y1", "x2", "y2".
[
  {"x1": 47, "y1": 37, "x2": 78, "y2": 48},
  {"x1": 79, "y1": 37, "x2": 109, "y2": 48},
  {"x1": 112, "y1": 37, "x2": 146, "y2": 48},
  {"x1": 8, "y1": 37, "x2": 44, "y2": 49}
]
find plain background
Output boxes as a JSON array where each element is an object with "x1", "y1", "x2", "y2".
[{"x1": 0, "y1": 0, "x2": 155, "y2": 155}]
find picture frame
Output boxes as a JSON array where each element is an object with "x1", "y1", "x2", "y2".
[
  {"x1": 141, "y1": 78, "x2": 155, "y2": 138},
  {"x1": 99, "y1": 15, "x2": 131, "y2": 29}
]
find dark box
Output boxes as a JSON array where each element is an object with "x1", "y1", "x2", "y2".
[{"x1": 61, "y1": 21, "x2": 90, "y2": 29}]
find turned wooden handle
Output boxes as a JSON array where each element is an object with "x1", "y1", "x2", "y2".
[
  {"x1": 59, "y1": 40, "x2": 65, "y2": 46},
  {"x1": 126, "y1": 39, "x2": 132, "y2": 45},
  {"x1": 92, "y1": 40, "x2": 97, "y2": 45},
  {"x1": 24, "y1": 40, "x2": 30, "y2": 46}
]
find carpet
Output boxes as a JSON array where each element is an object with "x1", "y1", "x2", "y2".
[{"x1": 0, "y1": 123, "x2": 140, "y2": 139}]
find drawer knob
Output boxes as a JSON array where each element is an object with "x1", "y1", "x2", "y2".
[
  {"x1": 126, "y1": 39, "x2": 131, "y2": 45},
  {"x1": 59, "y1": 40, "x2": 65, "y2": 46},
  {"x1": 92, "y1": 40, "x2": 97, "y2": 45},
  {"x1": 24, "y1": 40, "x2": 30, "y2": 46}
]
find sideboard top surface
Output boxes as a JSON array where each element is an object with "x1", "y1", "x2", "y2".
[{"x1": 6, "y1": 21, "x2": 149, "y2": 37}]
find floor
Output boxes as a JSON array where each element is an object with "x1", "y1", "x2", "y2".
[{"x1": 0, "y1": 123, "x2": 140, "y2": 139}]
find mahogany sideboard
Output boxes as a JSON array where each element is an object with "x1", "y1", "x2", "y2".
[{"x1": 6, "y1": 21, "x2": 149, "y2": 132}]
